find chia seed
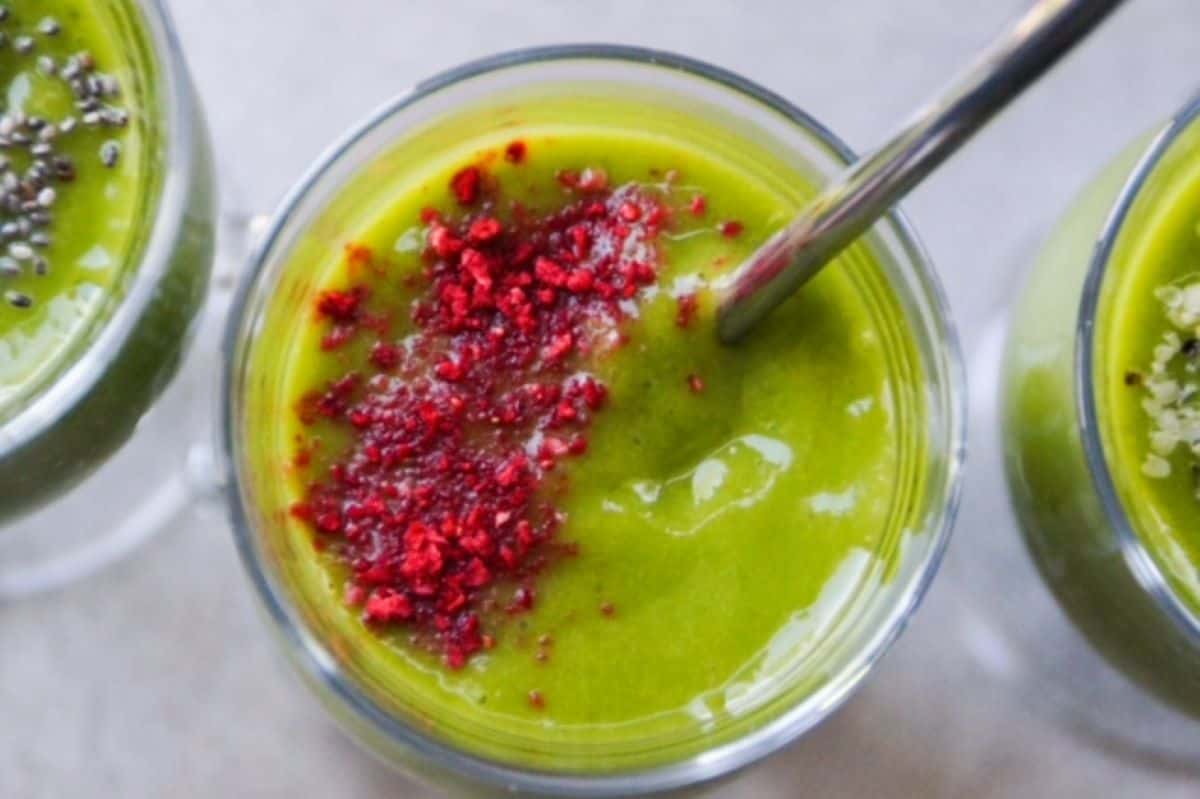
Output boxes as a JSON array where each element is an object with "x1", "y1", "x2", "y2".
[
  {"x1": 52, "y1": 158, "x2": 76, "y2": 182},
  {"x1": 0, "y1": 17, "x2": 128, "y2": 311},
  {"x1": 103, "y1": 107, "x2": 129, "y2": 127},
  {"x1": 100, "y1": 140, "x2": 121, "y2": 168},
  {"x1": 5, "y1": 290, "x2": 32, "y2": 308}
]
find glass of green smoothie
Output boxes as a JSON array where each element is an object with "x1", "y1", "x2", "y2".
[
  {"x1": 223, "y1": 46, "x2": 964, "y2": 794},
  {"x1": 0, "y1": 0, "x2": 215, "y2": 595},
  {"x1": 986, "y1": 91, "x2": 1200, "y2": 766}
]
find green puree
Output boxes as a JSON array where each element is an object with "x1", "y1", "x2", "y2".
[
  {"x1": 1097, "y1": 149, "x2": 1200, "y2": 615},
  {"x1": 0, "y1": 0, "x2": 147, "y2": 417},
  {"x1": 253, "y1": 113, "x2": 929, "y2": 766}
]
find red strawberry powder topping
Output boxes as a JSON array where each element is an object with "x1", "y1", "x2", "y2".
[{"x1": 291, "y1": 158, "x2": 669, "y2": 668}]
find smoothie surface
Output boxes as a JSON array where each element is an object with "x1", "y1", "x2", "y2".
[
  {"x1": 1097, "y1": 140, "x2": 1200, "y2": 617},
  {"x1": 0, "y1": 0, "x2": 152, "y2": 418},
  {"x1": 245, "y1": 101, "x2": 930, "y2": 765}
]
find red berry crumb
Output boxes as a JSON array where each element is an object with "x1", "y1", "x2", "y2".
[
  {"x1": 690, "y1": 195, "x2": 707, "y2": 217},
  {"x1": 528, "y1": 690, "x2": 546, "y2": 710},
  {"x1": 720, "y1": 220, "x2": 744, "y2": 238},
  {"x1": 292, "y1": 447, "x2": 312, "y2": 469},
  {"x1": 451, "y1": 166, "x2": 483, "y2": 205},
  {"x1": 345, "y1": 243, "x2": 374, "y2": 272},
  {"x1": 676, "y1": 293, "x2": 699, "y2": 328},
  {"x1": 344, "y1": 583, "x2": 366, "y2": 606},
  {"x1": 558, "y1": 167, "x2": 608, "y2": 193},
  {"x1": 505, "y1": 140, "x2": 527, "y2": 164},
  {"x1": 315, "y1": 283, "x2": 376, "y2": 351},
  {"x1": 321, "y1": 324, "x2": 356, "y2": 351},
  {"x1": 316, "y1": 286, "x2": 367, "y2": 323},
  {"x1": 369, "y1": 342, "x2": 401, "y2": 370},
  {"x1": 468, "y1": 216, "x2": 503, "y2": 244},
  {"x1": 687, "y1": 374, "x2": 705, "y2": 394}
]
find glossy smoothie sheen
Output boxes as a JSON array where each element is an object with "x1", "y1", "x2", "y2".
[
  {"x1": 0, "y1": 0, "x2": 152, "y2": 417},
  {"x1": 249, "y1": 109, "x2": 930, "y2": 764}
]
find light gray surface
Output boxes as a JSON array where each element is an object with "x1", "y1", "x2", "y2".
[{"x1": 4, "y1": 0, "x2": 1200, "y2": 796}]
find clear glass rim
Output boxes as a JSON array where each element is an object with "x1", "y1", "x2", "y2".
[
  {"x1": 222, "y1": 44, "x2": 967, "y2": 796},
  {"x1": 0, "y1": 0, "x2": 197, "y2": 459},
  {"x1": 1077, "y1": 90, "x2": 1200, "y2": 641}
]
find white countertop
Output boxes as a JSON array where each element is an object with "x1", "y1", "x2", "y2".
[{"x1": 5, "y1": 0, "x2": 1200, "y2": 796}]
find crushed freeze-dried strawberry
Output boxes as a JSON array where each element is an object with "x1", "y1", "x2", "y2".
[
  {"x1": 676, "y1": 293, "x2": 699, "y2": 328},
  {"x1": 345, "y1": 243, "x2": 374, "y2": 273},
  {"x1": 505, "y1": 140, "x2": 527, "y2": 164},
  {"x1": 316, "y1": 286, "x2": 367, "y2": 323},
  {"x1": 369, "y1": 342, "x2": 401, "y2": 370},
  {"x1": 720, "y1": 220, "x2": 743, "y2": 238},
  {"x1": 293, "y1": 164, "x2": 670, "y2": 668},
  {"x1": 451, "y1": 165, "x2": 483, "y2": 205},
  {"x1": 557, "y1": 167, "x2": 608, "y2": 193}
]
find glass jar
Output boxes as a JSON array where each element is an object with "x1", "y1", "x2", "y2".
[
  {"x1": 223, "y1": 45, "x2": 964, "y2": 796},
  {"x1": 1002, "y1": 94, "x2": 1200, "y2": 716},
  {"x1": 0, "y1": 0, "x2": 216, "y2": 595}
]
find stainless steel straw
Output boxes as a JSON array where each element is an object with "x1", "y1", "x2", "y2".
[{"x1": 717, "y1": 0, "x2": 1127, "y2": 343}]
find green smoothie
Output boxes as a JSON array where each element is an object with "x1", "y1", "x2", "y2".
[
  {"x1": 0, "y1": 0, "x2": 151, "y2": 418},
  {"x1": 1004, "y1": 118, "x2": 1200, "y2": 714},
  {"x1": 241, "y1": 94, "x2": 933, "y2": 770},
  {"x1": 0, "y1": 0, "x2": 215, "y2": 523}
]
